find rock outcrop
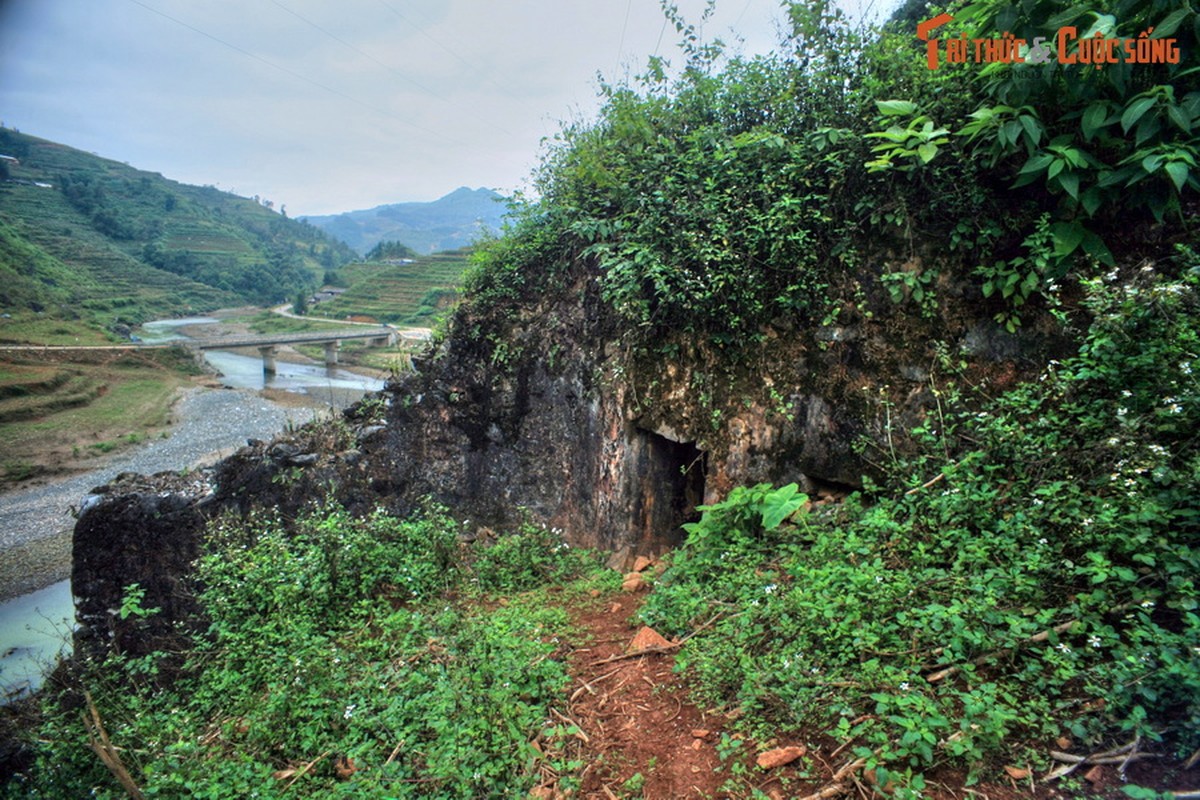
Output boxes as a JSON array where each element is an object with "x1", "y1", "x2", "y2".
[{"x1": 71, "y1": 258, "x2": 1067, "y2": 658}]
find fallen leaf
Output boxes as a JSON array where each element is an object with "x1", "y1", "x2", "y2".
[
  {"x1": 272, "y1": 768, "x2": 298, "y2": 781},
  {"x1": 1004, "y1": 765, "x2": 1031, "y2": 780}
]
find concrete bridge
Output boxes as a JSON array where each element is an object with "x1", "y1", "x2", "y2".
[{"x1": 192, "y1": 327, "x2": 397, "y2": 373}]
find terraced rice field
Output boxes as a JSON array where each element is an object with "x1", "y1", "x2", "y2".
[{"x1": 317, "y1": 252, "x2": 470, "y2": 324}]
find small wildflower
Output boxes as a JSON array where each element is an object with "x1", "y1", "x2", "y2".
[
  {"x1": 899, "y1": 681, "x2": 911, "y2": 691},
  {"x1": 343, "y1": 704, "x2": 356, "y2": 720},
  {"x1": 763, "y1": 583, "x2": 777, "y2": 594},
  {"x1": 1141, "y1": 600, "x2": 1155, "y2": 609},
  {"x1": 1056, "y1": 642, "x2": 1071, "y2": 654},
  {"x1": 1038, "y1": 537, "x2": 1048, "y2": 546},
  {"x1": 1088, "y1": 635, "x2": 1102, "y2": 649}
]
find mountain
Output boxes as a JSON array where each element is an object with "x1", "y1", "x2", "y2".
[
  {"x1": 301, "y1": 187, "x2": 508, "y2": 255},
  {"x1": 0, "y1": 128, "x2": 358, "y2": 340}
]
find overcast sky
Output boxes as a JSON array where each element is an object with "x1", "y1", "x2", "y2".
[{"x1": 0, "y1": 0, "x2": 891, "y2": 217}]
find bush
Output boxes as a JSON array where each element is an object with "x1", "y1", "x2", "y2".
[
  {"x1": 641, "y1": 263, "x2": 1200, "y2": 787},
  {"x1": 7, "y1": 505, "x2": 601, "y2": 798}
]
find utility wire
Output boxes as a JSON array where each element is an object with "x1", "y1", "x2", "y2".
[
  {"x1": 614, "y1": 0, "x2": 633, "y2": 78},
  {"x1": 374, "y1": 0, "x2": 546, "y2": 120},
  {"x1": 266, "y1": 0, "x2": 513, "y2": 136}
]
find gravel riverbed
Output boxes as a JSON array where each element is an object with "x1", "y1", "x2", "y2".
[{"x1": 0, "y1": 387, "x2": 323, "y2": 601}]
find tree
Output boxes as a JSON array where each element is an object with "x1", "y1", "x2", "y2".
[
  {"x1": 365, "y1": 240, "x2": 418, "y2": 261},
  {"x1": 292, "y1": 290, "x2": 308, "y2": 316}
]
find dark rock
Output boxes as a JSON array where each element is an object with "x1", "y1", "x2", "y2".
[
  {"x1": 72, "y1": 475, "x2": 213, "y2": 661},
  {"x1": 268, "y1": 442, "x2": 300, "y2": 461}
]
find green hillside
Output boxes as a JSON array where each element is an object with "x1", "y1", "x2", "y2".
[
  {"x1": 0, "y1": 128, "x2": 357, "y2": 342},
  {"x1": 317, "y1": 250, "x2": 471, "y2": 325}
]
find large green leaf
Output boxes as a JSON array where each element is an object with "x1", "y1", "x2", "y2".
[
  {"x1": 760, "y1": 483, "x2": 808, "y2": 530},
  {"x1": 1081, "y1": 104, "x2": 1110, "y2": 142},
  {"x1": 1121, "y1": 96, "x2": 1157, "y2": 134},
  {"x1": 1164, "y1": 161, "x2": 1189, "y2": 192},
  {"x1": 1152, "y1": 8, "x2": 1192, "y2": 38},
  {"x1": 1051, "y1": 221, "x2": 1084, "y2": 257},
  {"x1": 876, "y1": 99, "x2": 917, "y2": 117}
]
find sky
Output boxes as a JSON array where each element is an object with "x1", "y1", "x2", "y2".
[{"x1": 0, "y1": 0, "x2": 893, "y2": 217}]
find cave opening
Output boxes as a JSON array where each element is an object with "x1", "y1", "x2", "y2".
[{"x1": 639, "y1": 431, "x2": 706, "y2": 551}]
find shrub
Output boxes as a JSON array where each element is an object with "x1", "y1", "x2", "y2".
[{"x1": 641, "y1": 263, "x2": 1200, "y2": 787}]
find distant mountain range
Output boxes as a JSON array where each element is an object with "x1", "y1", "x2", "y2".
[{"x1": 301, "y1": 187, "x2": 509, "y2": 255}]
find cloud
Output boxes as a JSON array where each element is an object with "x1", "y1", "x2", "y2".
[{"x1": 0, "y1": 0, "x2": 868, "y2": 216}]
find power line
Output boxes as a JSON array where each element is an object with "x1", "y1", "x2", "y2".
[
  {"x1": 614, "y1": 0, "x2": 633, "y2": 78},
  {"x1": 268, "y1": 0, "x2": 514, "y2": 136},
  {"x1": 374, "y1": 0, "x2": 545, "y2": 121},
  {"x1": 125, "y1": 0, "x2": 462, "y2": 144}
]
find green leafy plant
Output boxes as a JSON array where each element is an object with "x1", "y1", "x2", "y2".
[
  {"x1": 865, "y1": 99, "x2": 952, "y2": 171},
  {"x1": 643, "y1": 267, "x2": 1200, "y2": 791}
]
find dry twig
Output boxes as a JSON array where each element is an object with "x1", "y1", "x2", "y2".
[{"x1": 83, "y1": 691, "x2": 145, "y2": 800}]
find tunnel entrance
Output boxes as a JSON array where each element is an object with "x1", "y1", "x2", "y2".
[{"x1": 637, "y1": 430, "x2": 706, "y2": 551}]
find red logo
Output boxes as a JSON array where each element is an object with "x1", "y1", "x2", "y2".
[{"x1": 918, "y1": 13, "x2": 955, "y2": 69}]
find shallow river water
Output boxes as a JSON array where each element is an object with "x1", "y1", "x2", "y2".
[{"x1": 0, "y1": 317, "x2": 385, "y2": 700}]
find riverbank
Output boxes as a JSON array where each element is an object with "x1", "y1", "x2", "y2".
[{"x1": 0, "y1": 385, "x2": 323, "y2": 601}]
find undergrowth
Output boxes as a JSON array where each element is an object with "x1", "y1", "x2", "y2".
[
  {"x1": 640, "y1": 264, "x2": 1200, "y2": 792},
  {"x1": 5, "y1": 507, "x2": 607, "y2": 799}
]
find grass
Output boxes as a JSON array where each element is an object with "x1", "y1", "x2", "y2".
[
  {"x1": 0, "y1": 351, "x2": 196, "y2": 488},
  {"x1": 6, "y1": 507, "x2": 609, "y2": 798},
  {"x1": 0, "y1": 314, "x2": 118, "y2": 346},
  {"x1": 318, "y1": 251, "x2": 470, "y2": 326}
]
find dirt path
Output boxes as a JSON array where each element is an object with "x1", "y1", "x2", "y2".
[{"x1": 552, "y1": 590, "x2": 730, "y2": 799}]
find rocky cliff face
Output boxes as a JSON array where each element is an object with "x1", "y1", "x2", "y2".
[
  {"x1": 71, "y1": 255, "x2": 1067, "y2": 656},
  {"x1": 363, "y1": 257, "x2": 1065, "y2": 561}
]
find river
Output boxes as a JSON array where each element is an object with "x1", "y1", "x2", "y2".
[{"x1": 0, "y1": 319, "x2": 385, "y2": 700}]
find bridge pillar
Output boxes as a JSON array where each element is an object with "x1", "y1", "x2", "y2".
[
  {"x1": 324, "y1": 341, "x2": 340, "y2": 366},
  {"x1": 259, "y1": 346, "x2": 278, "y2": 375}
]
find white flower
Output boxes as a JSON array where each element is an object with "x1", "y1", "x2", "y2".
[
  {"x1": 1056, "y1": 643, "x2": 1071, "y2": 653},
  {"x1": 343, "y1": 704, "x2": 356, "y2": 720},
  {"x1": 763, "y1": 583, "x2": 777, "y2": 594},
  {"x1": 899, "y1": 682, "x2": 911, "y2": 691},
  {"x1": 1038, "y1": 538, "x2": 1048, "y2": 546},
  {"x1": 1088, "y1": 635, "x2": 1102, "y2": 649},
  {"x1": 875, "y1": 575, "x2": 884, "y2": 583}
]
